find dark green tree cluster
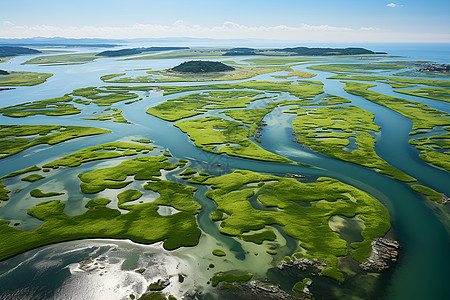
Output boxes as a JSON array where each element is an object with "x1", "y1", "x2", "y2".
[{"x1": 172, "y1": 61, "x2": 235, "y2": 73}]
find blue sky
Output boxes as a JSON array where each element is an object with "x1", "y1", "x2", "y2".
[{"x1": 1, "y1": 0, "x2": 449, "y2": 42}]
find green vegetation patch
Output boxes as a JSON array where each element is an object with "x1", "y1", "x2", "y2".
[
  {"x1": 394, "y1": 87, "x2": 450, "y2": 103},
  {"x1": 343, "y1": 82, "x2": 449, "y2": 130},
  {"x1": 308, "y1": 62, "x2": 407, "y2": 74},
  {"x1": 271, "y1": 69, "x2": 317, "y2": 79},
  {"x1": 96, "y1": 47, "x2": 188, "y2": 58},
  {"x1": 157, "y1": 80, "x2": 324, "y2": 102},
  {"x1": 78, "y1": 156, "x2": 187, "y2": 195},
  {"x1": 85, "y1": 198, "x2": 111, "y2": 209},
  {"x1": 103, "y1": 65, "x2": 291, "y2": 83},
  {"x1": 240, "y1": 230, "x2": 276, "y2": 244},
  {"x1": 242, "y1": 57, "x2": 317, "y2": 65},
  {"x1": 132, "y1": 138, "x2": 153, "y2": 144},
  {"x1": 223, "y1": 108, "x2": 272, "y2": 136},
  {"x1": 125, "y1": 49, "x2": 227, "y2": 60},
  {"x1": 138, "y1": 292, "x2": 169, "y2": 300},
  {"x1": 142, "y1": 180, "x2": 200, "y2": 213},
  {"x1": 212, "y1": 249, "x2": 226, "y2": 257},
  {"x1": 22, "y1": 53, "x2": 99, "y2": 65},
  {"x1": 72, "y1": 87, "x2": 139, "y2": 106},
  {"x1": 292, "y1": 278, "x2": 312, "y2": 293},
  {"x1": 0, "y1": 95, "x2": 80, "y2": 117},
  {"x1": 0, "y1": 46, "x2": 41, "y2": 57},
  {"x1": 42, "y1": 141, "x2": 154, "y2": 169},
  {"x1": 21, "y1": 174, "x2": 44, "y2": 182},
  {"x1": 30, "y1": 189, "x2": 64, "y2": 198},
  {"x1": 292, "y1": 105, "x2": 415, "y2": 182},
  {"x1": 100, "y1": 73, "x2": 126, "y2": 81},
  {"x1": 0, "y1": 125, "x2": 111, "y2": 159},
  {"x1": 0, "y1": 158, "x2": 200, "y2": 261},
  {"x1": 343, "y1": 82, "x2": 449, "y2": 170},
  {"x1": 148, "y1": 281, "x2": 166, "y2": 291},
  {"x1": 191, "y1": 170, "x2": 391, "y2": 282},
  {"x1": 269, "y1": 94, "x2": 351, "y2": 109},
  {"x1": 118, "y1": 189, "x2": 143, "y2": 207},
  {"x1": 211, "y1": 272, "x2": 253, "y2": 287},
  {"x1": 0, "y1": 71, "x2": 53, "y2": 86},
  {"x1": 411, "y1": 184, "x2": 444, "y2": 204},
  {"x1": 331, "y1": 74, "x2": 450, "y2": 87},
  {"x1": 82, "y1": 108, "x2": 132, "y2": 124},
  {"x1": 180, "y1": 168, "x2": 197, "y2": 180},
  {"x1": 409, "y1": 132, "x2": 450, "y2": 171},
  {"x1": 174, "y1": 116, "x2": 291, "y2": 163},
  {"x1": 386, "y1": 82, "x2": 417, "y2": 88},
  {"x1": 1, "y1": 165, "x2": 41, "y2": 179},
  {"x1": 0, "y1": 181, "x2": 10, "y2": 201},
  {"x1": 316, "y1": 95, "x2": 351, "y2": 105},
  {"x1": 172, "y1": 61, "x2": 234, "y2": 73},
  {"x1": 147, "y1": 90, "x2": 267, "y2": 122}
]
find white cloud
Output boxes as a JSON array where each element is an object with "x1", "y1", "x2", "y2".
[
  {"x1": 0, "y1": 21, "x2": 354, "y2": 39},
  {"x1": 359, "y1": 27, "x2": 380, "y2": 31},
  {"x1": 2, "y1": 21, "x2": 14, "y2": 26},
  {"x1": 0, "y1": 20, "x2": 448, "y2": 43},
  {"x1": 172, "y1": 20, "x2": 184, "y2": 26},
  {"x1": 387, "y1": 3, "x2": 404, "y2": 8}
]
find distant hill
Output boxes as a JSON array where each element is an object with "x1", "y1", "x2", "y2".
[
  {"x1": 171, "y1": 61, "x2": 235, "y2": 73},
  {"x1": 223, "y1": 46, "x2": 384, "y2": 56},
  {"x1": 96, "y1": 47, "x2": 190, "y2": 57},
  {"x1": 0, "y1": 70, "x2": 9, "y2": 75},
  {"x1": 280, "y1": 47, "x2": 378, "y2": 56},
  {"x1": 223, "y1": 48, "x2": 257, "y2": 56},
  {"x1": 0, "y1": 46, "x2": 41, "y2": 57}
]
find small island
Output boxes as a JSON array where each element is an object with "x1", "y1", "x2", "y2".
[
  {"x1": 171, "y1": 61, "x2": 235, "y2": 73},
  {"x1": 96, "y1": 47, "x2": 189, "y2": 57},
  {"x1": 223, "y1": 46, "x2": 384, "y2": 56}
]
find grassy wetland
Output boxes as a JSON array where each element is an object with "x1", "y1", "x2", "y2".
[
  {"x1": 101, "y1": 65, "x2": 293, "y2": 83},
  {"x1": 189, "y1": 170, "x2": 390, "y2": 283},
  {"x1": 291, "y1": 105, "x2": 416, "y2": 181},
  {"x1": 0, "y1": 71, "x2": 53, "y2": 86},
  {"x1": 0, "y1": 47, "x2": 449, "y2": 300}
]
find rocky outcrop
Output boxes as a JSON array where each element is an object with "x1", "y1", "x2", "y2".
[
  {"x1": 278, "y1": 256, "x2": 326, "y2": 271},
  {"x1": 254, "y1": 121, "x2": 267, "y2": 140},
  {"x1": 292, "y1": 134, "x2": 313, "y2": 150},
  {"x1": 415, "y1": 63, "x2": 450, "y2": 74},
  {"x1": 360, "y1": 237, "x2": 400, "y2": 271},
  {"x1": 285, "y1": 173, "x2": 305, "y2": 179},
  {"x1": 302, "y1": 280, "x2": 312, "y2": 296},
  {"x1": 229, "y1": 280, "x2": 302, "y2": 299},
  {"x1": 441, "y1": 194, "x2": 449, "y2": 205},
  {"x1": 78, "y1": 256, "x2": 107, "y2": 273}
]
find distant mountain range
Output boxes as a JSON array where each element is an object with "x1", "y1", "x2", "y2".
[{"x1": 96, "y1": 47, "x2": 190, "y2": 57}]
